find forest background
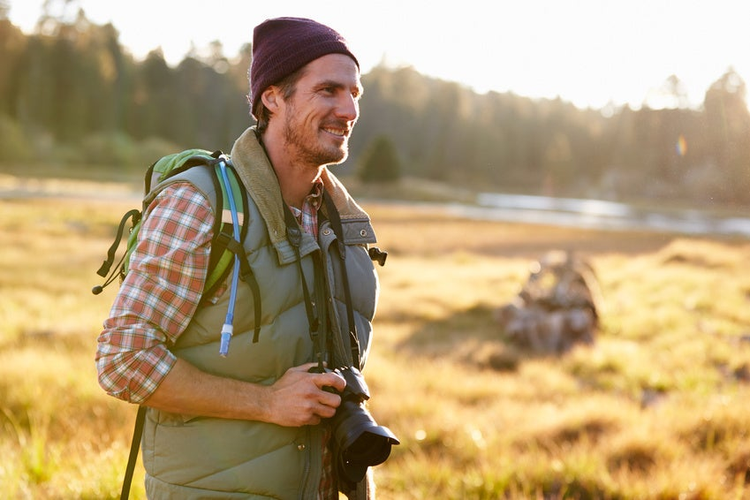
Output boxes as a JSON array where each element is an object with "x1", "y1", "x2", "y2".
[
  {"x1": 2, "y1": 4, "x2": 750, "y2": 499},
  {"x1": 1, "y1": 6, "x2": 750, "y2": 207}
]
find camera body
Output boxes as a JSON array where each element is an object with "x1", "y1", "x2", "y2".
[{"x1": 310, "y1": 365, "x2": 399, "y2": 483}]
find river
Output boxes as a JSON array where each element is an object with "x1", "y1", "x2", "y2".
[
  {"x1": 2, "y1": 174, "x2": 749, "y2": 238},
  {"x1": 455, "y1": 193, "x2": 750, "y2": 238}
]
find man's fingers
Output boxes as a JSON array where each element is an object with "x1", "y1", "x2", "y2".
[
  {"x1": 269, "y1": 363, "x2": 348, "y2": 426},
  {"x1": 314, "y1": 371, "x2": 346, "y2": 393},
  {"x1": 318, "y1": 388, "x2": 341, "y2": 408},
  {"x1": 307, "y1": 415, "x2": 322, "y2": 426},
  {"x1": 288, "y1": 362, "x2": 346, "y2": 392},
  {"x1": 291, "y1": 362, "x2": 319, "y2": 373}
]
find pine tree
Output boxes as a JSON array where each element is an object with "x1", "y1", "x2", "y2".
[{"x1": 358, "y1": 134, "x2": 401, "y2": 183}]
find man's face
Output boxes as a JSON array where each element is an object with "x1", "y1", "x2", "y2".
[{"x1": 278, "y1": 53, "x2": 362, "y2": 168}]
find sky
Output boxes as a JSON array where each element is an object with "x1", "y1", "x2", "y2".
[{"x1": 7, "y1": 0, "x2": 750, "y2": 111}]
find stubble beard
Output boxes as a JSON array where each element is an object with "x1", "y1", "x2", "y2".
[{"x1": 282, "y1": 111, "x2": 349, "y2": 168}]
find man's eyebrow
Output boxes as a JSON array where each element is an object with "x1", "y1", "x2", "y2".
[
  {"x1": 316, "y1": 79, "x2": 363, "y2": 95},
  {"x1": 316, "y1": 79, "x2": 345, "y2": 89}
]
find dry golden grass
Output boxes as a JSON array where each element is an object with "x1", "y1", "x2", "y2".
[
  {"x1": 365, "y1": 204, "x2": 750, "y2": 500},
  {"x1": 1, "y1": 193, "x2": 749, "y2": 499}
]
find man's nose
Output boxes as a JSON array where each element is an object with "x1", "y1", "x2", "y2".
[{"x1": 337, "y1": 94, "x2": 359, "y2": 122}]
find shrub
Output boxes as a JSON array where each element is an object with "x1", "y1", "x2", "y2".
[
  {"x1": 358, "y1": 134, "x2": 402, "y2": 183},
  {"x1": 0, "y1": 115, "x2": 33, "y2": 163},
  {"x1": 80, "y1": 132, "x2": 137, "y2": 167}
]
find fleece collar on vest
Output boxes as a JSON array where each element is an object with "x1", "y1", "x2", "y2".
[{"x1": 230, "y1": 126, "x2": 376, "y2": 265}]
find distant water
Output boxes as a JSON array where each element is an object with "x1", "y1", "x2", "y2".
[
  {"x1": 4, "y1": 177, "x2": 749, "y2": 238},
  {"x1": 456, "y1": 193, "x2": 750, "y2": 238}
]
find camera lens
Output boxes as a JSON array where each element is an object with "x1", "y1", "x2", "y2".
[{"x1": 329, "y1": 367, "x2": 399, "y2": 483}]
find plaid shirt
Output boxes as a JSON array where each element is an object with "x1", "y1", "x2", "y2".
[
  {"x1": 96, "y1": 179, "x2": 337, "y2": 497},
  {"x1": 288, "y1": 178, "x2": 323, "y2": 236},
  {"x1": 97, "y1": 182, "x2": 212, "y2": 403}
]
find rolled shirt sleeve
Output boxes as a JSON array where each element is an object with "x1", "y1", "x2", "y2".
[{"x1": 96, "y1": 182, "x2": 214, "y2": 403}]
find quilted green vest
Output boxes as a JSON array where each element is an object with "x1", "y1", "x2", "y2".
[{"x1": 142, "y1": 128, "x2": 379, "y2": 499}]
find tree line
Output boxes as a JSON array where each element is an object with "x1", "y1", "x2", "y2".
[{"x1": 1, "y1": 10, "x2": 749, "y2": 206}]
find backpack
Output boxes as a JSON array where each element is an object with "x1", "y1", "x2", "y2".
[
  {"x1": 94, "y1": 149, "x2": 241, "y2": 294},
  {"x1": 94, "y1": 149, "x2": 265, "y2": 499},
  {"x1": 92, "y1": 148, "x2": 262, "y2": 348}
]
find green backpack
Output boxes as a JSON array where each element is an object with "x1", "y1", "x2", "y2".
[
  {"x1": 95, "y1": 149, "x2": 265, "y2": 500},
  {"x1": 93, "y1": 148, "x2": 261, "y2": 349}
]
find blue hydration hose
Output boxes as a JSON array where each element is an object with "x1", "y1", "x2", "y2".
[{"x1": 218, "y1": 159, "x2": 241, "y2": 357}]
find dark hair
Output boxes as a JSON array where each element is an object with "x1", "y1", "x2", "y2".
[{"x1": 250, "y1": 66, "x2": 307, "y2": 133}]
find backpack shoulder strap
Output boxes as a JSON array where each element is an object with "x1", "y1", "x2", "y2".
[
  {"x1": 204, "y1": 159, "x2": 251, "y2": 299},
  {"x1": 92, "y1": 209, "x2": 142, "y2": 295},
  {"x1": 211, "y1": 158, "x2": 261, "y2": 344},
  {"x1": 166, "y1": 157, "x2": 261, "y2": 342},
  {"x1": 119, "y1": 405, "x2": 146, "y2": 500},
  {"x1": 146, "y1": 155, "x2": 247, "y2": 297}
]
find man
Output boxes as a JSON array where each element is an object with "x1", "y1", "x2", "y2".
[{"x1": 97, "y1": 17, "x2": 387, "y2": 499}]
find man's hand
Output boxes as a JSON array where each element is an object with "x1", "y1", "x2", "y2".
[
  {"x1": 144, "y1": 359, "x2": 347, "y2": 426},
  {"x1": 265, "y1": 362, "x2": 347, "y2": 427}
]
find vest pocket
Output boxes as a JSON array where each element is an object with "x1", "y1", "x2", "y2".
[{"x1": 143, "y1": 414, "x2": 309, "y2": 494}]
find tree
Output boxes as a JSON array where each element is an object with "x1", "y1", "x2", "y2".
[
  {"x1": 644, "y1": 74, "x2": 690, "y2": 109},
  {"x1": 130, "y1": 49, "x2": 177, "y2": 142},
  {"x1": 0, "y1": 19, "x2": 26, "y2": 118},
  {"x1": 702, "y1": 68, "x2": 750, "y2": 203},
  {"x1": 358, "y1": 134, "x2": 401, "y2": 183}
]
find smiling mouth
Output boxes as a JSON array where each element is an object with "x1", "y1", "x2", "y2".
[{"x1": 322, "y1": 126, "x2": 350, "y2": 138}]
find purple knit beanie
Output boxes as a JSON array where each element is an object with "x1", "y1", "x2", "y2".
[{"x1": 249, "y1": 17, "x2": 359, "y2": 117}]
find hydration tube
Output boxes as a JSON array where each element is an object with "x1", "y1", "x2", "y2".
[{"x1": 218, "y1": 159, "x2": 242, "y2": 357}]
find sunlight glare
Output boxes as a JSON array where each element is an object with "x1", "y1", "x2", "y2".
[{"x1": 676, "y1": 135, "x2": 687, "y2": 157}]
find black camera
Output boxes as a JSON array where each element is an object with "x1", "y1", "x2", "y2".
[{"x1": 311, "y1": 365, "x2": 399, "y2": 483}]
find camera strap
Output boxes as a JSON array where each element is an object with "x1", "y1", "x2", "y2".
[
  {"x1": 322, "y1": 191, "x2": 361, "y2": 368},
  {"x1": 282, "y1": 202, "x2": 328, "y2": 368}
]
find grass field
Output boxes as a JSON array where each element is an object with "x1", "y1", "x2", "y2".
[{"x1": 1, "y1": 184, "x2": 749, "y2": 499}]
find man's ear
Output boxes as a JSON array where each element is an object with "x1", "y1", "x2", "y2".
[{"x1": 261, "y1": 87, "x2": 281, "y2": 112}]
